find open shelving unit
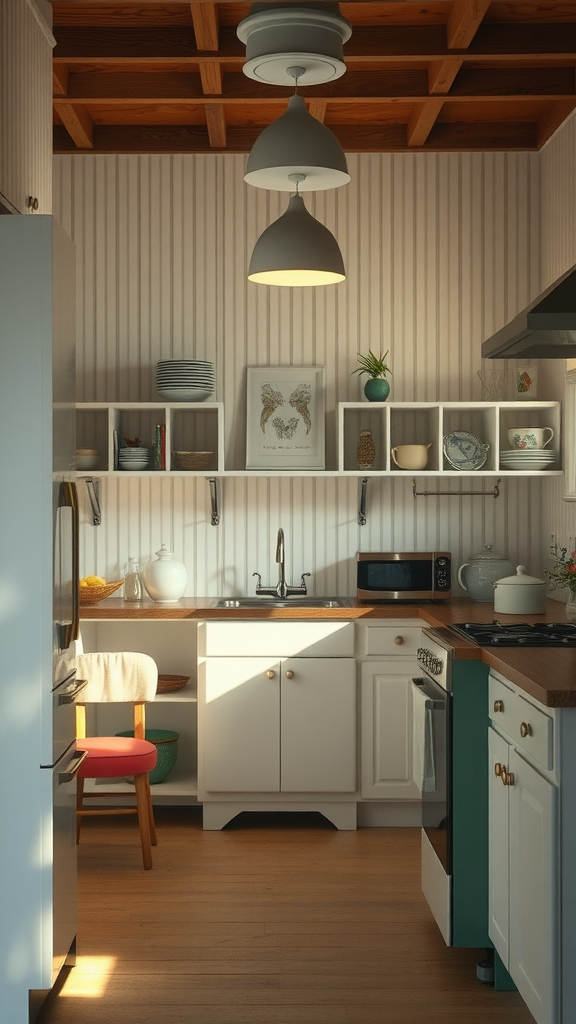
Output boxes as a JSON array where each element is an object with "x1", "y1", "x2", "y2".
[{"x1": 76, "y1": 400, "x2": 562, "y2": 479}]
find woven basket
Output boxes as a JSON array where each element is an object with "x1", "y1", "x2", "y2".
[
  {"x1": 79, "y1": 579, "x2": 124, "y2": 604},
  {"x1": 117, "y1": 729, "x2": 180, "y2": 784},
  {"x1": 173, "y1": 450, "x2": 213, "y2": 471},
  {"x1": 156, "y1": 674, "x2": 190, "y2": 694}
]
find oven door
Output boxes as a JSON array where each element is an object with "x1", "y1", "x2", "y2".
[{"x1": 412, "y1": 675, "x2": 453, "y2": 944}]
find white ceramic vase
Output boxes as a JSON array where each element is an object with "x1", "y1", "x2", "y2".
[{"x1": 142, "y1": 544, "x2": 187, "y2": 603}]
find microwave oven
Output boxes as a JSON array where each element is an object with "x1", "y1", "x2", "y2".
[{"x1": 356, "y1": 552, "x2": 451, "y2": 602}]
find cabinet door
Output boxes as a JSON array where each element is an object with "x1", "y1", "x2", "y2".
[
  {"x1": 488, "y1": 726, "x2": 511, "y2": 967},
  {"x1": 360, "y1": 661, "x2": 420, "y2": 799},
  {"x1": 509, "y1": 749, "x2": 557, "y2": 1024},
  {"x1": 202, "y1": 658, "x2": 280, "y2": 792},
  {"x1": 281, "y1": 658, "x2": 356, "y2": 793}
]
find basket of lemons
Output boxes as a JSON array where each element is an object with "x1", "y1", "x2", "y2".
[{"x1": 79, "y1": 575, "x2": 124, "y2": 604}]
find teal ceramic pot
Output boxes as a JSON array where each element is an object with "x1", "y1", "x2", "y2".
[{"x1": 364, "y1": 377, "x2": 390, "y2": 402}]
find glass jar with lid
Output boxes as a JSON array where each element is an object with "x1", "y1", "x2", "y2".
[{"x1": 124, "y1": 556, "x2": 142, "y2": 602}]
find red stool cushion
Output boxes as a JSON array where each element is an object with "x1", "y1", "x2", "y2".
[{"x1": 77, "y1": 737, "x2": 157, "y2": 778}]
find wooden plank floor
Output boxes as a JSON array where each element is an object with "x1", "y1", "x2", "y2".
[{"x1": 38, "y1": 809, "x2": 534, "y2": 1024}]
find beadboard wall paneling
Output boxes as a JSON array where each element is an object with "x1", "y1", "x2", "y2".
[
  {"x1": 538, "y1": 112, "x2": 576, "y2": 573},
  {"x1": 54, "y1": 152, "x2": 550, "y2": 595},
  {"x1": 0, "y1": 0, "x2": 52, "y2": 214}
]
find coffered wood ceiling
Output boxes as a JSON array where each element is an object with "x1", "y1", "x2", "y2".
[{"x1": 52, "y1": 1, "x2": 576, "y2": 156}]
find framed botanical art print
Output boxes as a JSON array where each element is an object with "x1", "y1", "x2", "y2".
[{"x1": 246, "y1": 366, "x2": 325, "y2": 469}]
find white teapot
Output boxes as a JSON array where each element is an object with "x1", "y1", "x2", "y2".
[{"x1": 457, "y1": 545, "x2": 516, "y2": 602}]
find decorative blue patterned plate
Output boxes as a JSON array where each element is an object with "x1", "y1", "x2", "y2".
[{"x1": 443, "y1": 431, "x2": 490, "y2": 471}]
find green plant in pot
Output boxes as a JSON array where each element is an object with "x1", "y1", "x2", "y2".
[{"x1": 352, "y1": 349, "x2": 392, "y2": 401}]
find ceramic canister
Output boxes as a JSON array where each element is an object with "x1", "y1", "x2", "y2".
[
  {"x1": 493, "y1": 565, "x2": 547, "y2": 615},
  {"x1": 142, "y1": 544, "x2": 187, "y2": 603}
]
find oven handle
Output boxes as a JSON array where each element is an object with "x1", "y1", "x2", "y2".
[
  {"x1": 58, "y1": 749, "x2": 88, "y2": 785},
  {"x1": 412, "y1": 678, "x2": 446, "y2": 710}
]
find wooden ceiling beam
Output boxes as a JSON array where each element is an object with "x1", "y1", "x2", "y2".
[
  {"x1": 53, "y1": 119, "x2": 541, "y2": 156},
  {"x1": 537, "y1": 99, "x2": 576, "y2": 147},
  {"x1": 53, "y1": 67, "x2": 576, "y2": 103},
  {"x1": 190, "y1": 2, "x2": 219, "y2": 51},
  {"x1": 308, "y1": 99, "x2": 327, "y2": 124},
  {"x1": 406, "y1": 99, "x2": 445, "y2": 146},
  {"x1": 199, "y1": 60, "x2": 222, "y2": 94},
  {"x1": 53, "y1": 64, "x2": 70, "y2": 96},
  {"x1": 53, "y1": 23, "x2": 576, "y2": 62},
  {"x1": 53, "y1": 103, "x2": 94, "y2": 148},
  {"x1": 205, "y1": 102, "x2": 226, "y2": 147},
  {"x1": 446, "y1": 0, "x2": 491, "y2": 50},
  {"x1": 428, "y1": 59, "x2": 462, "y2": 95}
]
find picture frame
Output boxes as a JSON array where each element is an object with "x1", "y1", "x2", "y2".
[{"x1": 246, "y1": 366, "x2": 325, "y2": 469}]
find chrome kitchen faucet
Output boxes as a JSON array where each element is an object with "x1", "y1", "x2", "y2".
[{"x1": 253, "y1": 527, "x2": 310, "y2": 599}]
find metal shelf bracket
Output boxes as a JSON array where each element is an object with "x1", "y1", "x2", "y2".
[
  {"x1": 84, "y1": 478, "x2": 102, "y2": 525},
  {"x1": 208, "y1": 477, "x2": 220, "y2": 526},
  {"x1": 412, "y1": 478, "x2": 501, "y2": 499},
  {"x1": 358, "y1": 477, "x2": 368, "y2": 525}
]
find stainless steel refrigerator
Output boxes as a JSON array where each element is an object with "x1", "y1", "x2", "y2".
[{"x1": 0, "y1": 215, "x2": 81, "y2": 1023}]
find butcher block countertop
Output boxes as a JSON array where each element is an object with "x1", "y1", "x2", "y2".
[{"x1": 80, "y1": 596, "x2": 576, "y2": 708}]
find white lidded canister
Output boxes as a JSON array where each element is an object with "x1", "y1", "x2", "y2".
[
  {"x1": 493, "y1": 565, "x2": 547, "y2": 615},
  {"x1": 142, "y1": 544, "x2": 187, "y2": 603}
]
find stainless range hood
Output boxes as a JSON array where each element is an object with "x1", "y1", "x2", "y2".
[{"x1": 482, "y1": 264, "x2": 576, "y2": 359}]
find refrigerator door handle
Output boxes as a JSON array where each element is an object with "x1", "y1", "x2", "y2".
[
  {"x1": 58, "y1": 749, "x2": 88, "y2": 785},
  {"x1": 57, "y1": 480, "x2": 80, "y2": 650},
  {"x1": 57, "y1": 678, "x2": 88, "y2": 705}
]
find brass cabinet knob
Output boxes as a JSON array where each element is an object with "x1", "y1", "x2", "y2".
[
  {"x1": 520, "y1": 722, "x2": 531, "y2": 738},
  {"x1": 266, "y1": 670, "x2": 276, "y2": 679},
  {"x1": 494, "y1": 762, "x2": 503, "y2": 777},
  {"x1": 502, "y1": 770, "x2": 515, "y2": 787},
  {"x1": 494, "y1": 700, "x2": 504, "y2": 713},
  {"x1": 394, "y1": 636, "x2": 404, "y2": 645},
  {"x1": 285, "y1": 669, "x2": 294, "y2": 679},
  {"x1": 500, "y1": 767, "x2": 508, "y2": 785}
]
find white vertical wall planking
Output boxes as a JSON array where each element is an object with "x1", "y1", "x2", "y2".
[{"x1": 55, "y1": 152, "x2": 555, "y2": 594}]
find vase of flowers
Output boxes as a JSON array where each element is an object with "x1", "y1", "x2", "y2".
[
  {"x1": 352, "y1": 349, "x2": 392, "y2": 401},
  {"x1": 543, "y1": 541, "x2": 576, "y2": 622}
]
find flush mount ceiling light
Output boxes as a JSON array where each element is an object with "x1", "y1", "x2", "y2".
[
  {"x1": 248, "y1": 174, "x2": 346, "y2": 287},
  {"x1": 244, "y1": 67, "x2": 349, "y2": 192},
  {"x1": 237, "y1": 3, "x2": 352, "y2": 87}
]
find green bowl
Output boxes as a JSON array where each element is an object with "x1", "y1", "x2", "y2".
[{"x1": 116, "y1": 729, "x2": 179, "y2": 784}]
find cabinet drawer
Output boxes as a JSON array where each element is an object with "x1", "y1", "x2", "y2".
[
  {"x1": 489, "y1": 673, "x2": 518, "y2": 736},
  {"x1": 490, "y1": 672, "x2": 554, "y2": 771},
  {"x1": 515, "y1": 693, "x2": 554, "y2": 770},
  {"x1": 359, "y1": 621, "x2": 426, "y2": 658},
  {"x1": 201, "y1": 621, "x2": 355, "y2": 657}
]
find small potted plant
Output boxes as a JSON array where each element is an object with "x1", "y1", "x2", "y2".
[{"x1": 351, "y1": 349, "x2": 392, "y2": 401}]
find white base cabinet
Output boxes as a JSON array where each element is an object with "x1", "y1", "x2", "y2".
[
  {"x1": 359, "y1": 621, "x2": 425, "y2": 801},
  {"x1": 198, "y1": 621, "x2": 357, "y2": 829},
  {"x1": 488, "y1": 670, "x2": 575, "y2": 1024}
]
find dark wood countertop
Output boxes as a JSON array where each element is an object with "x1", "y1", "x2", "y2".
[{"x1": 80, "y1": 596, "x2": 576, "y2": 708}]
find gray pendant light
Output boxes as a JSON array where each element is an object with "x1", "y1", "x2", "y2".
[
  {"x1": 248, "y1": 177, "x2": 345, "y2": 287},
  {"x1": 245, "y1": 92, "x2": 349, "y2": 192}
]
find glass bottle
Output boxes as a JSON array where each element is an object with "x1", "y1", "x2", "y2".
[{"x1": 124, "y1": 557, "x2": 142, "y2": 602}]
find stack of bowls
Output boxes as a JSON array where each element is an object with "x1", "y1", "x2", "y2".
[
  {"x1": 119, "y1": 446, "x2": 150, "y2": 470},
  {"x1": 500, "y1": 449, "x2": 558, "y2": 471},
  {"x1": 156, "y1": 360, "x2": 215, "y2": 402}
]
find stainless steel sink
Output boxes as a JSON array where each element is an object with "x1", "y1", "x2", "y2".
[{"x1": 215, "y1": 597, "x2": 351, "y2": 609}]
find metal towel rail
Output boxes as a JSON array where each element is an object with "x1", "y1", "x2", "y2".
[{"x1": 412, "y1": 478, "x2": 501, "y2": 499}]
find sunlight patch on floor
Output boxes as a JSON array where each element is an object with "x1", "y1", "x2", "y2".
[{"x1": 60, "y1": 956, "x2": 116, "y2": 997}]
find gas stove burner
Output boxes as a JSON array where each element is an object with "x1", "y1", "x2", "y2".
[{"x1": 451, "y1": 621, "x2": 576, "y2": 646}]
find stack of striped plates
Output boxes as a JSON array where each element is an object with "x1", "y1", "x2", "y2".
[
  {"x1": 500, "y1": 449, "x2": 558, "y2": 471},
  {"x1": 119, "y1": 446, "x2": 150, "y2": 470},
  {"x1": 156, "y1": 360, "x2": 215, "y2": 402}
]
